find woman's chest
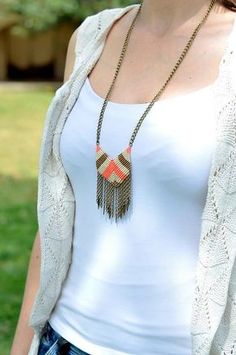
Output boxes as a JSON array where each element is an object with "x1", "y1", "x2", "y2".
[
  {"x1": 88, "y1": 9, "x2": 236, "y2": 105},
  {"x1": 60, "y1": 77, "x2": 217, "y2": 200}
]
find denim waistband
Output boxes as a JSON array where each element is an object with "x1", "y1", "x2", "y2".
[{"x1": 38, "y1": 321, "x2": 90, "y2": 355}]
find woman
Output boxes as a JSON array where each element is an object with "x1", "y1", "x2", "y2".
[{"x1": 11, "y1": 0, "x2": 236, "y2": 354}]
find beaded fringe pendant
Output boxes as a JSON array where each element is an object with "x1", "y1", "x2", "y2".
[{"x1": 96, "y1": 144, "x2": 132, "y2": 222}]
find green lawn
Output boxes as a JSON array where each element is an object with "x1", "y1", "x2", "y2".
[{"x1": 0, "y1": 88, "x2": 54, "y2": 353}]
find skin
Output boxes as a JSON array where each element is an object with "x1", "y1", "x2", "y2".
[
  {"x1": 10, "y1": 1, "x2": 236, "y2": 353},
  {"x1": 88, "y1": 0, "x2": 236, "y2": 103}
]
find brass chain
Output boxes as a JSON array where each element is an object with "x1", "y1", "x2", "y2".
[{"x1": 96, "y1": 0, "x2": 217, "y2": 146}]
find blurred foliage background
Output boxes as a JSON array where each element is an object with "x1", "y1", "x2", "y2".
[
  {"x1": 0, "y1": 0, "x2": 138, "y2": 81},
  {"x1": 0, "y1": 0, "x2": 139, "y2": 353},
  {"x1": 1, "y1": 0, "x2": 137, "y2": 34}
]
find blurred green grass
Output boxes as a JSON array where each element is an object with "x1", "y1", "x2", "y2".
[{"x1": 0, "y1": 89, "x2": 54, "y2": 352}]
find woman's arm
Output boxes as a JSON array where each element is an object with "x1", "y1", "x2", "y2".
[
  {"x1": 10, "y1": 29, "x2": 78, "y2": 355},
  {"x1": 63, "y1": 28, "x2": 78, "y2": 83},
  {"x1": 10, "y1": 230, "x2": 41, "y2": 355}
]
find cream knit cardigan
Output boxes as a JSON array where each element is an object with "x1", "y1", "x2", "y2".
[{"x1": 28, "y1": 4, "x2": 236, "y2": 355}]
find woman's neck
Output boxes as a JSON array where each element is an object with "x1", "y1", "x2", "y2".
[{"x1": 139, "y1": 0, "x2": 220, "y2": 35}]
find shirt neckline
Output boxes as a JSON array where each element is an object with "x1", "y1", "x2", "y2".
[
  {"x1": 88, "y1": 4, "x2": 236, "y2": 107},
  {"x1": 85, "y1": 75, "x2": 215, "y2": 108}
]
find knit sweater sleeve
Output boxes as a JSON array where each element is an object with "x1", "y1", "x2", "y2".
[
  {"x1": 75, "y1": 15, "x2": 98, "y2": 49},
  {"x1": 74, "y1": 11, "x2": 102, "y2": 70},
  {"x1": 73, "y1": 6, "x2": 126, "y2": 70}
]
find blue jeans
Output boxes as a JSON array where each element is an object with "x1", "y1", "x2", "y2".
[{"x1": 37, "y1": 321, "x2": 90, "y2": 355}]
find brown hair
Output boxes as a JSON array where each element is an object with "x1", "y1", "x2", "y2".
[{"x1": 221, "y1": 0, "x2": 236, "y2": 11}]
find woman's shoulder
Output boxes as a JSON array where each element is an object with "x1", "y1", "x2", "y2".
[
  {"x1": 62, "y1": 4, "x2": 138, "y2": 82},
  {"x1": 74, "y1": 4, "x2": 138, "y2": 49},
  {"x1": 80, "y1": 4, "x2": 138, "y2": 28}
]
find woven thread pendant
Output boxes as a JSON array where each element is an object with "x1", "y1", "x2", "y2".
[{"x1": 96, "y1": 144, "x2": 132, "y2": 222}]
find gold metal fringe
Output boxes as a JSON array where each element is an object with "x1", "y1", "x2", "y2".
[{"x1": 96, "y1": 171, "x2": 131, "y2": 222}]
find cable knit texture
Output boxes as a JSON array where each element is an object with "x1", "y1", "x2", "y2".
[{"x1": 28, "y1": 4, "x2": 236, "y2": 355}]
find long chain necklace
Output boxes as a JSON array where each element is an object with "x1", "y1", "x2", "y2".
[{"x1": 95, "y1": 0, "x2": 217, "y2": 222}]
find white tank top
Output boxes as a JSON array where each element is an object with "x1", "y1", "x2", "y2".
[{"x1": 49, "y1": 76, "x2": 217, "y2": 355}]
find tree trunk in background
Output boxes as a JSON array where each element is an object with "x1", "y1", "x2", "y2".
[
  {"x1": 8, "y1": 23, "x2": 76, "y2": 80},
  {"x1": 9, "y1": 30, "x2": 55, "y2": 69},
  {"x1": 9, "y1": 31, "x2": 31, "y2": 69},
  {"x1": 31, "y1": 29, "x2": 55, "y2": 67},
  {"x1": 0, "y1": 31, "x2": 8, "y2": 80}
]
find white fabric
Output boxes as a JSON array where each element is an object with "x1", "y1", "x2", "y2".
[{"x1": 49, "y1": 77, "x2": 217, "y2": 355}]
